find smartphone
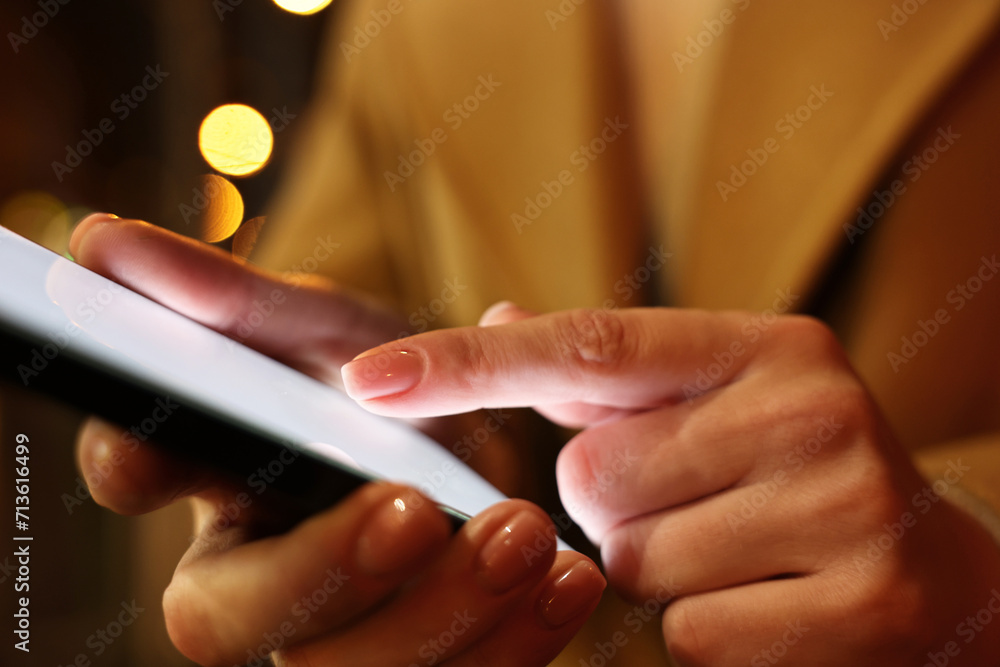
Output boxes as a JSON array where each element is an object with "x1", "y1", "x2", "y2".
[{"x1": 0, "y1": 225, "x2": 512, "y2": 529}]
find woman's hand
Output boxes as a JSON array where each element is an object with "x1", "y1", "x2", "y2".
[
  {"x1": 78, "y1": 417, "x2": 603, "y2": 666},
  {"x1": 70, "y1": 217, "x2": 605, "y2": 666},
  {"x1": 69, "y1": 213, "x2": 410, "y2": 386},
  {"x1": 341, "y1": 303, "x2": 1000, "y2": 666}
]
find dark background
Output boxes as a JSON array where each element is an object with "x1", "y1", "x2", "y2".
[{"x1": 0, "y1": 2, "x2": 336, "y2": 664}]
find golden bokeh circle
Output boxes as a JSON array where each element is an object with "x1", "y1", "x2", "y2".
[
  {"x1": 232, "y1": 216, "x2": 267, "y2": 259},
  {"x1": 198, "y1": 104, "x2": 273, "y2": 177},
  {"x1": 193, "y1": 174, "x2": 244, "y2": 243},
  {"x1": 272, "y1": 0, "x2": 334, "y2": 15}
]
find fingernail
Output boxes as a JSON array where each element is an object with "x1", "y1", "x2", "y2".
[
  {"x1": 537, "y1": 561, "x2": 606, "y2": 628},
  {"x1": 342, "y1": 349, "x2": 424, "y2": 401},
  {"x1": 478, "y1": 300, "x2": 517, "y2": 326},
  {"x1": 356, "y1": 490, "x2": 448, "y2": 576},
  {"x1": 69, "y1": 213, "x2": 120, "y2": 258},
  {"x1": 476, "y1": 510, "x2": 554, "y2": 595}
]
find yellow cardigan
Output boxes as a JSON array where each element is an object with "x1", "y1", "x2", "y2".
[{"x1": 254, "y1": 1, "x2": 1000, "y2": 662}]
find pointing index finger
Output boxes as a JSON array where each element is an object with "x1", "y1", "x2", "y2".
[{"x1": 341, "y1": 308, "x2": 754, "y2": 418}]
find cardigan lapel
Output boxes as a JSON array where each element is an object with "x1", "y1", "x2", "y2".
[{"x1": 637, "y1": 0, "x2": 1000, "y2": 310}]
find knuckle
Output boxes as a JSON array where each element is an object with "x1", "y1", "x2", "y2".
[
  {"x1": 556, "y1": 308, "x2": 629, "y2": 368},
  {"x1": 773, "y1": 315, "x2": 845, "y2": 362},
  {"x1": 831, "y1": 459, "x2": 900, "y2": 527},
  {"x1": 163, "y1": 574, "x2": 230, "y2": 666},
  {"x1": 836, "y1": 563, "x2": 935, "y2": 648},
  {"x1": 599, "y1": 528, "x2": 645, "y2": 601},
  {"x1": 829, "y1": 384, "x2": 880, "y2": 435},
  {"x1": 452, "y1": 331, "x2": 499, "y2": 390},
  {"x1": 662, "y1": 600, "x2": 712, "y2": 666},
  {"x1": 556, "y1": 436, "x2": 607, "y2": 532}
]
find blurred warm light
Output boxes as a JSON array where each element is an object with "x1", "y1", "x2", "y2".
[
  {"x1": 273, "y1": 0, "x2": 333, "y2": 15},
  {"x1": 198, "y1": 104, "x2": 273, "y2": 177},
  {"x1": 232, "y1": 216, "x2": 267, "y2": 259},
  {"x1": 193, "y1": 174, "x2": 244, "y2": 243},
  {"x1": 0, "y1": 191, "x2": 75, "y2": 254}
]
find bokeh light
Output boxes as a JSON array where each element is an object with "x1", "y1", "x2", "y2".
[
  {"x1": 232, "y1": 216, "x2": 267, "y2": 259},
  {"x1": 192, "y1": 174, "x2": 244, "y2": 243},
  {"x1": 198, "y1": 104, "x2": 273, "y2": 177},
  {"x1": 272, "y1": 0, "x2": 334, "y2": 15},
  {"x1": 0, "y1": 191, "x2": 75, "y2": 255}
]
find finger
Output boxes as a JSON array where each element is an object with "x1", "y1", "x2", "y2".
[
  {"x1": 273, "y1": 500, "x2": 562, "y2": 666},
  {"x1": 599, "y1": 477, "x2": 847, "y2": 603},
  {"x1": 555, "y1": 381, "x2": 784, "y2": 538},
  {"x1": 70, "y1": 215, "x2": 403, "y2": 371},
  {"x1": 164, "y1": 483, "x2": 452, "y2": 667},
  {"x1": 478, "y1": 302, "x2": 637, "y2": 427},
  {"x1": 662, "y1": 577, "x2": 850, "y2": 667},
  {"x1": 447, "y1": 552, "x2": 606, "y2": 667},
  {"x1": 341, "y1": 308, "x2": 754, "y2": 418},
  {"x1": 533, "y1": 402, "x2": 640, "y2": 429},
  {"x1": 76, "y1": 416, "x2": 211, "y2": 515}
]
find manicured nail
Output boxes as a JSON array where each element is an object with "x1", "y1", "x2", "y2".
[
  {"x1": 355, "y1": 490, "x2": 448, "y2": 576},
  {"x1": 69, "y1": 213, "x2": 120, "y2": 257},
  {"x1": 476, "y1": 510, "x2": 554, "y2": 595},
  {"x1": 342, "y1": 349, "x2": 424, "y2": 401},
  {"x1": 537, "y1": 561, "x2": 606, "y2": 628}
]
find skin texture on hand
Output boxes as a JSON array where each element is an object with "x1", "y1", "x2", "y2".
[
  {"x1": 70, "y1": 213, "x2": 408, "y2": 385},
  {"x1": 341, "y1": 302, "x2": 1000, "y2": 666},
  {"x1": 69, "y1": 215, "x2": 606, "y2": 666}
]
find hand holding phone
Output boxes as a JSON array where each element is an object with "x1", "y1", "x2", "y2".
[{"x1": 0, "y1": 215, "x2": 602, "y2": 666}]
